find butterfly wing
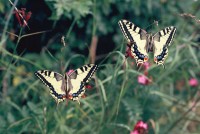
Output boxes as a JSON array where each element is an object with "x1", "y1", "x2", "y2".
[
  {"x1": 35, "y1": 70, "x2": 67, "y2": 103},
  {"x1": 68, "y1": 64, "x2": 98, "y2": 101},
  {"x1": 153, "y1": 26, "x2": 176, "y2": 66},
  {"x1": 118, "y1": 19, "x2": 149, "y2": 65}
]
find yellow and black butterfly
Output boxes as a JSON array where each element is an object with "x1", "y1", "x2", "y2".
[
  {"x1": 35, "y1": 64, "x2": 98, "y2": 104},
  {"x1": 118, "y1": 19, "x2": 176, "y2": 68}
]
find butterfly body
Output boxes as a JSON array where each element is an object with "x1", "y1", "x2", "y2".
[
  {"x1": 35, "y1": 64, "x2": 98, "y2": 104},
  {"x1": 118, "y1": 19, "x2": 176, "y2": 67}
]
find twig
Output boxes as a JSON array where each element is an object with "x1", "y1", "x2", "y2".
[
  {"x1": 20, "y1": 30, "x2": 52, "y2": 38},
  {"x1": 89, "y1": 36, "x2": 98, "y2": 63},
  {"x1": 6, "y1": 30, "x2": 51, "y2": 40},
  {"x1": 6, "y1": 31, "x2": 19, "y2": 38},
  {"x1": 179, "y1": 13, "x2": 200, "y2": 24}
]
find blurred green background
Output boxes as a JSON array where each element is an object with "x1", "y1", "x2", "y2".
[{"x1": 0, "y1": 0, "x2": 200, "y2": 134}]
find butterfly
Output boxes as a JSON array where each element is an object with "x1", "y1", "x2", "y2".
[
  {"x1": 118, "y1": 19, "x2": 176, "y2": 68},
  {"x1": 35, "y1": 64, "x2": 98, "y2": 104}
]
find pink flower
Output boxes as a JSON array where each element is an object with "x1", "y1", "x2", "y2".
[
  {"x1": 138, "y1": 75, "x2": 149, "y2": 85},
  {"x1": 67, "y1": 69, "x2": 74, "y2": 75},
  {"x1": 85, "y1": 85, "x2": 92, "y2": 89},
  {"x1": 14, "y1": 8, "x2": 32, "y2": 27},
  {"x1": 143, "y1": 62, "x2": 150, "y2": 70},
  {"x1": 130, "y1": 131, "x2": 139, "y2": 134},
  {"x1": 130, "y1": 121, "x2": 148, "y2": 134},
  {"x1": 189, "y1": 78, "x2": 198, "y2": 87}
]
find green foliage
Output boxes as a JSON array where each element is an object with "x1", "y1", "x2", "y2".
[
  {"x1": 45, "y1": 0, "x2": 93, "y2": 20},
  {"x1": 0, "y1": 0, "x2": 200, "y2": 134}
]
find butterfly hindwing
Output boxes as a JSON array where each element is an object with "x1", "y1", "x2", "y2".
[
  {"x1": 118, "y1": 19, "x2": 149, "y2": 65},
  {"x1": 35, "y1": 70, "x2": 67, "y2": 103},
  {"x1": 153, "y1": 26, "x2": 176, "y2": 66},
  {"x1": 68, "y1": 64, "x2": 98, "y2": 101}
]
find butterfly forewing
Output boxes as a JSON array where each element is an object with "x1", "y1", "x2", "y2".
[
  {"x1": 153, "y1": 26, "x2": 176, "y2": 65},
  {"x1": 35, "y1": 70, "x2": 66, "y2": 103},
  {"x1": 118, "y1": 19, "x2": 149, "y2": 65},
  {"x1": 68, "y1": 64, "x2": 98, "y2": 101}
]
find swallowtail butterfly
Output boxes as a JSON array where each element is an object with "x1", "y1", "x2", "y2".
[
  {"x1": 118, "y1": 19, "x2": 176, "y2": 68},
  {"x1": 35, "y1": 64, "x2": 98, "y2": 104}
]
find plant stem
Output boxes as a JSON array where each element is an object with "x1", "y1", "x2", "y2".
[{"x1": 66, "y1": 18, "x2": 77, "y2": 40}]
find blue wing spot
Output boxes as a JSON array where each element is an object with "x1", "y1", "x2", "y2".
[
  {"x1": 57, "y1": 94, "x2": 64, "y2": 99},
  {"x1": 134, "y1": 49, "x2": 138, "y2": 53},
  {"x1": 132, "y1": 44, "x2": 145, "y2": 60},
  {"x1": 157, "y1": 47, "x2": 167, "y2": 62}
]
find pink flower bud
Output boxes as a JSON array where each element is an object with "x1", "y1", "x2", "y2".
[
  {"x1": 67, "y1": 69, "x2": 74, "y2": 75},
  {"x1": 189, "y1": 78, "x2": 198, "y2": 87},
  {"x1": 130, "y1": 121, "x2": 148, "y2": 134}
]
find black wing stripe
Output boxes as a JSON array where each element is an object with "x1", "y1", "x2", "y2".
[
  {"x1": 159, "y1": 32, "x2": 162, "y2": 37},
  {"x1": 44, "y1": 71, "x2": 47, "y2": 76},
  {"x1": 166, "y1": 27, "x2": 176, "y2": 45},
  {"x1": 35, "y1": 72, "x2": 64, "y2": 99},
  {"x1": 80, "y1": 67, "x2": 84, "y2": 72},
  {"x1": 83, "y1": 65, "x2": 98, "y2": 83},
  {"x1": 118, "y1": 20, "x2": 134, "y2": 42},
  {"x1": 163, "y1": 29, "x2": 166, "y2": 35},
  {"x1": 133, "y1": 25, "x2": 137, "y2": 31},
  {"x1": 48, "y1": 71, "x2": 51, "y2": 76},
  {"x1": 158, "y1": 26, "x2": 176, "y2": 46},
  {"x1": 84, "y1": 65, "x2": 88, "y2": 71}
]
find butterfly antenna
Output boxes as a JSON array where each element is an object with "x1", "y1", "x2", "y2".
[{"x1": 144, "y1": 19, "x2": 162, "y2": 31}]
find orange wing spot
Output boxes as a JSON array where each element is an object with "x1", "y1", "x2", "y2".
[
  {"x1": 62, "y1": 95, "x2": 67, "y2": 99},
  {"x1": 144, "y1": 57, "x2": 148, "y2": 62},
  {"x1": 67, "y1": 94, "x2": 73, "y2": 100}
]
